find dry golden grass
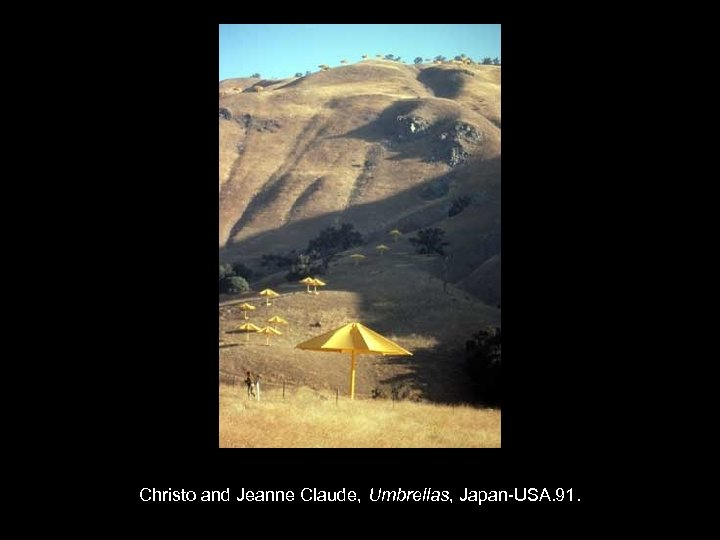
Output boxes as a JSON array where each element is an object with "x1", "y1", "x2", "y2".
[{"x1": 219, "y1": 384, "x2": 500, "y2": 448}]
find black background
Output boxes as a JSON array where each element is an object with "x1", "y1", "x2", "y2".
[{"x1": 43, "y1": 17, "x2": 639, "y2": 521}]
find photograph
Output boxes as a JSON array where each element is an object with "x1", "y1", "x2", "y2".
[{"x1": 218, "y1": 24, "x2": 501, "y2": 447}]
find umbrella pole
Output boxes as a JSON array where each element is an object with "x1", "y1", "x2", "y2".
[
  {"x1": 349, "y1": 350, "x2": 356, "y2": 400},
  {"x1": 266, "y1": 335, "x2": 270, "y2": 346},
  {"x1": 246, "y1": 332, "x2": 250, "y2": 342}
]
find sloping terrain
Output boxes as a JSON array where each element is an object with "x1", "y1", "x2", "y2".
[{"x1": 219, "y1": 60, "x2": 501, "y2": 403}]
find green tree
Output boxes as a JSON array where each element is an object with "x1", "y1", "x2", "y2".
[
  {"x1": 384, "y1": 54, "x2": 395, "y2": 60},
  {"x1": 251, "y1": 72, "x2": 261, "y2": 78},
  {"x1": 295, "y1": 72, "x2": 303, "y2": 77},
  {"x1": 465, "y1": 326, "x2": 501, "y2": 405},
  {"x1": 219, "y1": 263, "x2": 232, "y2": 281},
  {"x1": 493, "y1": 57, "x2": 500, "y2": 65},
  {"x1": 414, "y1": 57, "x2": 423, "y2": 64},
  {"x1": 231, "y1": 262, "x2": 254, "y2": 281},
  {"x1": 481, "y1": 57, "x2": 493, "y2": 65},
  {"x1": 219, "y1": 275, "x2": 249, "y2": 294},
  {"x1": 409, "y1": 228, "x2": 449, "y2": 256}
]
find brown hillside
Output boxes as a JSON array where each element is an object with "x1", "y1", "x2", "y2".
[
  {"x1": 219, "y1": 60, "x2": 500, "y2": 304},
  {"x1": 219, "y1": 60, "x2": 501, "y2": 403}
]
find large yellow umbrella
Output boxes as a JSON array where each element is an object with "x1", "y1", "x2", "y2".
[
  {"x1": 237, "y1": 322, "x2": 261, "y2": 342},
  {"x1": 376, "y1": 244, "x2": 390, "y2": 255},
  {"x1": 389, "y1": 229, "x2": 402, "y2": 242},
  {"x1": 299, "y1": 277, "x2": 315, "y2": 293},
  {"x1": 350, "y1": 253, "x2": 366, "y2": 266},
  {"x1": 259, "y1": 288, "x2": 280, "y2": 306},
  {"x1": 238, "y1": 302, "x2": 256, "y2": 319},
  {"x1": 257, "y1": 325, "x2": 282, "y2": 345},
  {"x1": 267, "y1": 315, "x2": 288, "y2": 324},
  {"x1": 310, "y1": 278, "x2": 326, "y2": 294},
  {"x1": 295, "y1": 322, "x2": 412, "y2": 400}
]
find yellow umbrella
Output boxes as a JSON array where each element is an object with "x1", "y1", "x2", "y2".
[
  {"x1": 267, "y1": 315, "x2": 288, "y2": 324},
  {"x1": 376, "y1": 244, "x2": 390, "y2": 255},
  {"x1": 259, "y1": 288, "x2": 280, "y2": 306},
  {"x1": 237, "y1": 322, "x2": 261, "y2": 342},
  {"x1": 295, "y1": 322, "x2": 412, "y2": 400},
  {"x1": 299, "y1": 277, "x2": 315, "y2": 293},
  {"x1": 389, "y1": 229, "x2": 402, "y2": 242},
  {"x1": 310, "y1": 278, "x2": 326, "y2": 294},
  {"x1": 350, "y1": 253, "x2": 366, "y2": 266},
  {"x1": 238, "y1": 302, "x2": 256, "y2": 320},
  {"x1": 257, "y1": 325, "x2": 282, "y2": 345}
]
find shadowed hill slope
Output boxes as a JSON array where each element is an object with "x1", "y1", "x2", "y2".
[
  {"x1": 219, "y1": 60, "x2": 501, "y2": 403},
  {"x1": 219, "y1": 60, "x2": 500, "y2": 305}
]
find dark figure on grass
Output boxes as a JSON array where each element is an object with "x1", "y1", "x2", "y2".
[{"x1": 245, "y1": 371, "x2": 255, "y2": 398}]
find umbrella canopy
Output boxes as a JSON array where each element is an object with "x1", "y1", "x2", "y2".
[
  {"x1": 237, "y1": 322, "x2": 261, "y2": 342},
  {"x1": 376, "y1": 244, "x2": 390, "y2": 254},
  {"x1": 309, "y1": 278, "x2": 326, "y2": 294},
  {"x1": 389, "y1": 229, "x2": 402, "y2": 240},
  {"x1": 257, "y1": 325, "x2": 282, "y2": 345},
  {"x1": 299, "y1": 277, "x2": 315, "y2": 293},
  {"x1": 295, "y1": 322, "x2": 412, "y2": 399},
  {"x1": 267, "y1": 315, "x2": 288, "y2": 324},
  {"x1": 238, "y1": 322, "x2": 261, "y2": 331},
  {"x1": 350, "y1": 253, "x2": 366, "y2": 266},
  {"x1": 258, "y1": 288, "x2": 280, "y2": 305},
  {"x1": 238, "y1": 302, "x2": 256, "y2": 319}
]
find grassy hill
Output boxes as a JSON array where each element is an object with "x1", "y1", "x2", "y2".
[
  {"x1": 219, "y1": 236, "x2": 499, "y2": 404},
  {"x1": 219, "y1": 59, "x2": 500, "y2": 305},
  {"x1": 219, "y1": 60, "x2": 501, "y2": 445}
]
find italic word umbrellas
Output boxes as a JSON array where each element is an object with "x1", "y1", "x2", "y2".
[
  {"x1": 310, "y1": 278, "x2": 326, "y2": 294},
  {"x1": 259, "y1": 288, "x2": 280, "y2": 306},
  {"x1": 237, "y1": 322, "x2": 260, "y2": 342},
  {"x1": 295, "y1": 322, "x2": 412, "y2": 400},
  {"x1": 257, "y1": 326, "x2": 282, "y2": 345},
  {"x1": 238, "y1": 303, "x2": 256, "y2": 319},
  {"x1": 299, "y1": 277, "x2": 315, "y2": 293}
]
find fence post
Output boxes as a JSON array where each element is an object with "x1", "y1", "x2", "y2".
[
  {"x1": 336, "y1": 387, "x2": 339, "y2": 405},
  {"x1": 282, "y1": 379, "x2": 285, "y2": 399}
]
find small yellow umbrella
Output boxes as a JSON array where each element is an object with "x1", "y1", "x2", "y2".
[
  {"x1": 299, "y1": 277, "x2": 315, "y2": 293},
  {"x1": 376, "y1": 244, "x2": 390, "y2": 255},
  {"x1": 238, "y1": 302, "x2": 256, "y2": 320},
  {"x1": 259, "y1": 288, "x2": 280, "y2": 306},
  {"x1": 257, "y1": 325, "x2": 282, "y2": 345},
  {"x1": 296, "y1": 322, "x2": 412, "y2": 400},
  {"x1": 389, "y1": 229, "x2": 402, "y2": 242},
  {"x1": 267, "y1": 315, "x2": 288, "y2": 324},
  {"x1": 310, "y1": 278, "x2": 326, "y2": 294},
  {"x1": 237, "y1": 322, "x2": 261, "y2": 342},
  {"x1": 350, "y1": 253, "x2": 366, "y2": 266}
]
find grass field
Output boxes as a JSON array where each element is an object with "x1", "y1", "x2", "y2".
[{"x1": 219, "y1": 383, "x2": 500, "y2": 448}]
